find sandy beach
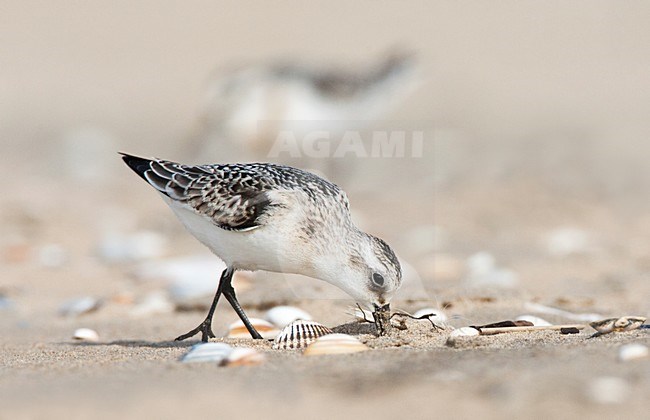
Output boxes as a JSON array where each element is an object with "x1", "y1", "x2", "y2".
[{"x1": 2, "y1": 2, "x2": 649, "y2": 419}]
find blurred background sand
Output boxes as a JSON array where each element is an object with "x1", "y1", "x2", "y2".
[{"x1": 1, "y1": 1, "x2": 649, "y2": 419}]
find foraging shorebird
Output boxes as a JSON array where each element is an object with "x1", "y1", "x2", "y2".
[
  {"x1": 121, "y1": 153, "x2": 402, "y2": 341},
  {"x1": 191, "y1": 49, "x2": 418, "y2": 159}
]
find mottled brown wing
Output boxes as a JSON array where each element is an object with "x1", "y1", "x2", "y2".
[{"x1": 122, "y1": 154, "x2": 273, "y2": 231}]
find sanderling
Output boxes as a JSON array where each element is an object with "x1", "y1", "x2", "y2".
[
  {"x1": 191, "y1": 49, "x2": 418, "y2": 158},
  {"x1": 121, "y1": 153, "x2": 402, "y2": 341}
]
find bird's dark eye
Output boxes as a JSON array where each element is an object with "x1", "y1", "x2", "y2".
[{"x1": 372, "y1": 273, "x2": 385, "y2": 287}]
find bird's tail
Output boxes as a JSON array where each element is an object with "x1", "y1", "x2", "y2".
[{"x1": 119, "y1": 152, "x2": 154, "y2": 182}]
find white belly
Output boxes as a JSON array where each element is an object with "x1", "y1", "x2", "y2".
[{"x1": 166, "y1": 199, "x2": 313, "y2": 275}]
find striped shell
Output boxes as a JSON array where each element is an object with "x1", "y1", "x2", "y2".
[
  {"x1": 272, "y1": 320, "x2": 332, "y2": 350},
  {"x1": 180, "y1": 342, "x2": 233, "y2": 363},
  {"x1": 225, "y1": 347, "x2": 266, "y2": 367}
]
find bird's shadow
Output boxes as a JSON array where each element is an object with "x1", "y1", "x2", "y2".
[
  {"x1": 63, "y1": 322, "x2": 377, "y2": 349},
  {"x1": 65, "y1": 339, "x2": 206, "y2": 349}
]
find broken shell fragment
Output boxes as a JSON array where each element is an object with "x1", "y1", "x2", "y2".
[
  {"x1": 225, "y1": 347, "x2": 266, "y2": 367},
  {"x1": 303, "y1": 333, "x2": 368, "y2": 356},
  {"x1": 180, "y1": 342, "x2": 233, "y2": 363},
  {"x1": 72, "y1": 328, "x2": 99, "y2": 342},
  {"x1": 589, "y1": 316, "x2": 646, "y2": 336},
  {"x1": 264, "y1": 306, "x2": 312, "y2": 328},
  {"x1": 272, "y1": 320, "x2": 333, "y2": 350},
  {"x1": 227, "y1": 318, "x2": 279, "y2": 339},
  {"x1": 618, "y1": 343, "x2": 649, "y2": 362}
]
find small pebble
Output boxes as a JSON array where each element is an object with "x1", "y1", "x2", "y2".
[
  {"x1": 618, "y1": 343, "x2": 649, "y2": 362},
  {"x1": 130, "y1": 292, "x2": 174, "y2": 317},
  {"x1": 36, "y1": 244, "x2": 68, "y2": 268},
  {"x1": 586, "y1": 376, "x2": 630, "y2": 405},
  {"x1": 545, "y1": 227, "x2": 592, "y2": 257},
  {"x1": 73, "y1": 328, "x2": 99, "y2": 342}
]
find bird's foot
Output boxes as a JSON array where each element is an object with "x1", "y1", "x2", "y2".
[{"x1": 174, "y1": 319, "x2": 216, "y2": 342}]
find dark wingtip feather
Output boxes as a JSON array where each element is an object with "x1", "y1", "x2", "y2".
[{"x1": 119, "y1": 152, "x2": 153, "y2": 182}]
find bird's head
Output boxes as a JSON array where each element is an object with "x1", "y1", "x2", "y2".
[{"x1": 313, "y1": 233, "x2": 402, "y2": 334}]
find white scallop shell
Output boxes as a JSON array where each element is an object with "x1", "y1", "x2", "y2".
[
  {"x1": 413, "y1": 308, "x2": 448, "y2": 326},
  {"x1": 515, "y1": 315, "x2": 552, "y2": 327},
  {"x1": 264, "y1": 306, "x2": 312, "y2": 328},
  {"x1": 72, "y1": 328, "x2": 99, "y2": 342},
  {"x1": 225, "y1": 347, "x2": 266, "y2": 367},
  {"x1": 449, "y1": 327, "x2": 480, "y2": 338},
  {"x1": 446, "y1": 327, "x2": 480, "y2": 346},
  {"x1": 272, "y1": 320, "x2": 333, "y2": 350},
  {"x1": 303, "y1": 333, "x2": 368, "y2": 356},
  {"x1": 353, "y1": 307, "x2": 375, "y2": 322},
  {"x1": 227, "y1": 318, "x2": 280, "y2": 339},
  {"x1": 180, "y1": 342, "x2": 233, "y2": 363}
]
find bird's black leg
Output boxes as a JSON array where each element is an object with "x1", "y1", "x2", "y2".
[
  {"x1": 222, "y1": 281, "x2": 263, "y2": 339},
  {"x1": 174, "y1": 267, "x2": 232, "y2": 342}
]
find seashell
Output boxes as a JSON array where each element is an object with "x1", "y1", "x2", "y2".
[
  {"x1": 272, "y1": 320, "x2": 333, "y2": 350},
  {"x1": 264, "y1": 306, "x2": 312, "y2": 328},
  {"x1": 180, "y1": 342, "x2": 233, "y2": 363},
  {"x1": 590, "y1": 316, "x2": 646, "y2": 335},
  {"x1": 303, "y1": 333, "x2": 368, "y2": 356},
  {"x1": 129, "y1": 292, "x2": 174, "y2": 317},
  {"x1": 72, "y1": 328, "x2": 99, "y2": 342},
  {"x1": 515, "y1": 315, "x2": 552, "y2": 327},
  {"x1": 225, "y1": 347, "x2": 266, "y2": 367},
  {"x1": 227, "y1": 318, "x2": 279, "y2": 339},
  {"x1": 586, "y1": 376, "x2": 630, "y2": 405},
  {"x1": 59, "y1": 296, "x2": 102, "y2": 317},
  {"x1": 413, "y1": 308, "x2": 448, "y2": 326},
  {"x1": 352, "y1": 307, "x2": 375, "y2": 322},
  {"x1": 613, "y1": 317, "x2": 646, "y2": 331},
  {"x1": 449, "y1": 327, "x2": 480, "y2": 338},
  {"x1": 618, "y1": 343, "x2": 649, "y2": 362},
  {"x1": 446, "y1": 327, "x2": 480, "y2": 346}
]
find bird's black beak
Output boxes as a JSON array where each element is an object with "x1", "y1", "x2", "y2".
[{"x1": 373, "y1": 303, "x2": 391, "y2": 336}]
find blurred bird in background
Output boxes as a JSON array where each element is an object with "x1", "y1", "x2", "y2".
[{"x1": 186, "y1": 48, "x2": 419, "y2": 171}]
